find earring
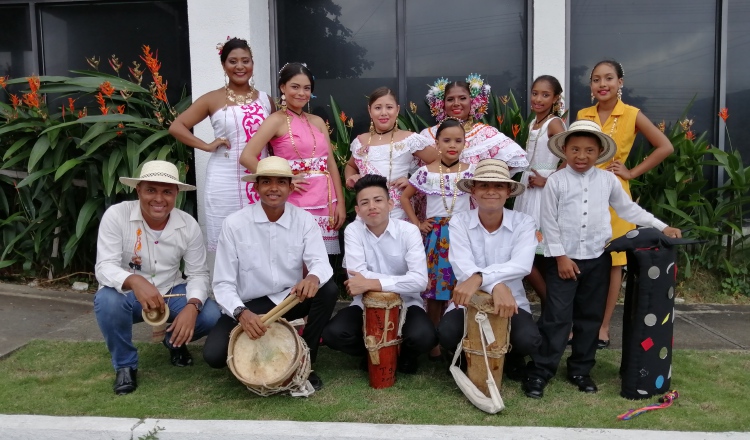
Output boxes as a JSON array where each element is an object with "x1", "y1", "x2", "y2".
[
  {"x1": 617, "y1": 88, "x2": 623, "y2": 101},
  {"x1": 590, "y1": 93, "x2": 595, "y2": 104},
  {"x1": 280, "y1": 93, "x2": 287, "y2": 112},
  {"x1": 248, "y1": 76, "x2": 255, "y2": 93},
  {"x1": 369, "y1": 120, "x2": 375, "y2": 135},
  {"x1": 224, "y1": 72, "x2": 228, "y2": 88}
]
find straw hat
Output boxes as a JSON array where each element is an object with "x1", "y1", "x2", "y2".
[
  {"x1": 241, "y1": 156, "x2": 303, "y2": 183},
  {"x1": 547, "y1": 120, "x2": 617, "y2": 165},
  {"x1": 456, "y1": 159, "x2": 525, "y2": 196},
  {"x1": 119, "y1": 160, "x2": 196, "y2": 191}
]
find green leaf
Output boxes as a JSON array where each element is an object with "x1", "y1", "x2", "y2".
[
  {"x1": 0, "y1": 121, "x2": 47, "y2": 136},
  {"x1": 664, "y1": 189, "x2": 677, "y2": 207},
  {"x1": 156, "y1": 144, "x2": 172, "y2": 160},
  {"x1": 1, "y1": 150, "x2": 31, "y2": 170},
  {"x1": 0, "y1": 259, "x2": 17, "y2": 269},
  {"x1": 137, "y1": 130, "x2": 171, "y2": 156},
  {"x1": 27, "y1": 136, "x2": 51, "y2": 173},
  {"x1": 79, "y1": 122, "x2": 109, "y2": 146},
  {"x1": 3, "y1": 136, "x2": 33, "y2": 161},
  {"x1": 16, "y1": 168, "x2": 55, "y2": 188},
  {"x1": 84, "y1": 132, "x2": 119, "y2": 156},
  {"x1": 75, "y1": 198, "x2": 102, "y2": 238},
  {"x1": 55, "y1": 159, "x2": 83, "y2": 181},
  {"x1": 63, "y1": 76, "x2": 149, "y2": 94},
  {"x1": 38, "y1": 114, "x2": 143, "y2": 135}
]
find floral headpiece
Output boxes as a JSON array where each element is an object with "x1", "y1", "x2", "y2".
[
  {"x1": 426, "y1": 74, "x2": 491, "y2": 123},
  {"x1": 278, "y1": 62, "x2": 308, "y2": 74},
  {"x1": 216, "y1": 36, "x2": 252, "y2": 57},
  {"x1": 553, "y1": 94, "x2": 566, "y2": 117}
]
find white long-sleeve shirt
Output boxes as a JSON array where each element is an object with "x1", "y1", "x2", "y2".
[
  {"x1": 449, "y1": 208, "x2": 536, "y2": 313},
  {"x1": 95, "y1": 200, "x2": 209, "y2": 303},
  {"x1": 344, "y1": 218, "x2": 428, "y2": 310},
  {"x1": 212, "y1": 202, "x2": 333, "y2": 316},
  {"x1": 541, "y1": 165, "x2": 668, "y2": 260}
]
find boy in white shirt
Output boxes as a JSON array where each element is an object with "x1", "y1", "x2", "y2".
[
  {"x1": 322, "y1": 174, "x2": 436, "y2": 374},
  {"x1": 523, "y1": 120, "x2": 681, "y2": 399}
]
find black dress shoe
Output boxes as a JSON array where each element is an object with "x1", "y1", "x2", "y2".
[
  {"x1": 522, "y1": 377, "x2": 546, "y2": 399},
  {"x1": 397, "y1": 356, "x2": 419, "y2": 374},
  {"x1": 168, "y1": 345, "x2": 194, "y2": 367},
  {"x1": 568, "y1": 375, "x2": 598, "y2": 393},
  {"x1": 308, "y1": 371, "x2": 323, "y2": 391},
  {"x1": 113, "y1": 367, "x2": 137, "y2": 395},
  {"x1": 597, "y1": 339, "x2": 610, "y2": 349}
]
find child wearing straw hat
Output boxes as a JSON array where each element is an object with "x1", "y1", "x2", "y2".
[
  {"x1": 437, "y1": 159, "x2": 542, "y2": 380},
  {"x1": 94, "y1": 160, "x2": 222, "y2": 395},
  {"x1": 523, "y1": 121, "x2": 681, "y2": 399}
]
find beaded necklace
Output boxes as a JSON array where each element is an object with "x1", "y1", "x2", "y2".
[
  {"x1": 365, "y1": 128, "x2": 396, "y2": 183},
  {"x1": 285, "y1": 109, "x2": 317, "y2": 167},
  {"x1": 438, "y1": 161, "x2": 462, "y2": 215}
]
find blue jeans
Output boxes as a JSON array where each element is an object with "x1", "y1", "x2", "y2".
[{"x1": 93, "y1": 284, "x2": 221, "y2": 370}]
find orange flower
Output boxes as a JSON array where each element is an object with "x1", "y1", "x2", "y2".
[
  {"x1": 68, "y1": 98, "x2": 75, "y2": 112},
  {"x1": 339, "y1": 111, "x2": 347, "y2": 122},
  {"x1": 512, "y1": 124, "x2": 520, "y2": 138},
  {"x1": 95, "y1": 92, "x2": 108, "y2": 114},
  {"x1": 496, "y1": 115, "x2": 504, "y2": 125},
  {"x1": 117, "y1": 105, "x2": 126, "y2": 114},
  {"x1": 0, "y1": 76, "x2": 7, "y2": 89},
  {"x1": 718, "y1": 108, "x2": 729, "y2": 122},
  {"x1": 27, "y1": 75, "x2": 40, "y2": 94},
  {"x1": 10, "y1": 94, "x2": 21, "y2": 109},
  {"x1": 116, "y1": 122, "x2": 125, "y2": 136},
  {"x1": 140, "y1": 45, "x2": 161, "y2": 75},
  {"x1": 685, "y1": 130, "x2": 696, "y2": 141},
  {"x1": 100, "y1": 81, "x2": 115, "y2": 97},
  {"x1": 22, "y1": 92, "x2": 40, "y2": 108},
  {"x1": 77, "y1": 107, "x2": 88, "y2": 119},
  {"x1": 150, "y1": 75, "x2": 168, "y2": 103}
]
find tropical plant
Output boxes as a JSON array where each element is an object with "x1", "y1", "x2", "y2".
[
  {"x1": 327, "y1": 96, "x2": 356, "y2": 217},
  {"x1": 0, "y1": 45, "x2": 192, "y2": 275}
]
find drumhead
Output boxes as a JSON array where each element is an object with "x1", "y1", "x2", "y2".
[
  {"x1": 363, "y1": 291, "x2": 402, "y2": 308},
  {"x1": 229, "y1": 321, "x2": 299, "y2": 386}
]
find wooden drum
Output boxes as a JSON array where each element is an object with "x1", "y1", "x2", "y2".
[
  {"x1": 227, "y1": 318, "x2": 312, "y2": 396},
  {"x1": 463, "y1": 291, "x2": 510, "y2": 395},
  {"x1": 362, "y1": 291, "x2": 403, "y2": 389}
]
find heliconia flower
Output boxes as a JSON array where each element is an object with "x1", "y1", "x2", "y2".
[
  {"x1": 140, "y1": 45, "x2": 162, "y2": 76},
  {"x1": 120, "y1": 89, "x2": 134, "y2": 100},
  {"x1": 27, "y1": 76, "x2": 40, "y2": 94},
  {"x1": 22, "y1": 92, "x2": 40, "y2": 108},
  {"x1": 346, "y1": 118, "x2": 354, "y2": 128},
  {"x1": 512, "y1": 124, "x2": 520, "y2": 138},
  {"x1": 0, "y1": 76, "x2": 7, "y2": 89},
  {"x1": 500, "y1": 95, "x2": 510, "y2": 105},
  {"x1": 86, "y1": 56, "x2": 100, "y2": 70},
  {"x1": 685, "y1": 130, "x2": 696, "y2": 141},
  {"x1": 68, "y1": 98, "x2": 75, "y2": 112},
  {"x1": 10, "y1": 94, "x2": 20, "y2": 109},
  {"x1": 325, "y1": 119, "x2": 333, "y2": 135},
  {"x1": 339, "y1": 111, "x2": 347, "y2": 122},
  {"x1": 117, "y1": 105, "x2": 126, "y2": 114},
  {"x1": 109, "y1": 55, "x2": 122, "y2": 74},
  {"x1": 77, "y1": 107, "x2": 87, "y2": 119},
  {"x1": 99, "y1": 81, "x2": 115, "y2": 97},
  {"x1": 409, "y1": 101, "x2": 417, "y2": 114},
  {"x1": 718, "y1": 108, "x2": 728, "y2": 122},
  {"x1": 116, "y1": 122, "x2": 125, "y2": 136},
  {"x1": 496, "y1": 115, "x2": 504, "y2": 125},
  {"x1": 657, "y1": 120, "x2": 665, "y2": 132}
]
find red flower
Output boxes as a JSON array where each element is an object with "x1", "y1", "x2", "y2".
[
  {"x1": 100, "y1": 81, "x2": 115, "y2": 97},
  {"x1": 140, "y1": 45, "x2": 162, "y2": 76},
  {"x1": 77, "y1": 107, "x2": 88, "y2": 119},
  {"x1": 96, "y1": 92, "x2": 108, "y2": 114},
  {"x1": 339, "y1": 111, "x2": 347, "y2": 123},
  {"x1": 496, "y1": 115, "x2": 504, "y2": 125},
  {"x1": 117, "y1": 105, "x2": 126, "y2": 114},
  {"x1": 512, "y1": 124, "x2": 520, "y2": 138},
  {"x1": 0, "y1": 76, "x2": 7, "y2": 89},
  {"x1": 10, "y1": 94, "x2": 21, "y2": 109},
  {"x1": 27, "y1": 76, "x2": 40, "y2": 94},
  {"x1": 68, "y1": 98, "x2": 75, "y2": 112},
  {"x1": 718, "y1": 108, "x2": 729, "y2": 122},
  {"x1": 685, "y1": 130, "x2": 696, "y2": 141},
  {"x1": 22, "y1": 92, "x2": 40, "y2": 108}
]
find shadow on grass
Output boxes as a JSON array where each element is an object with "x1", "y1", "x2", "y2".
[{"x1": 0, "y1": 341, "x2": 748, "y2": 431}]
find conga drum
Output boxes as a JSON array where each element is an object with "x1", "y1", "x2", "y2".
[
  {"x1": 362, "y1": 291, "x2": 403, "y2": 389},
  {"x1": 463, "y1": 291, "x2": 510, "y2": 395},
  {"x1": 227, "y1": 319, "x2": 313, "y2": 397}
]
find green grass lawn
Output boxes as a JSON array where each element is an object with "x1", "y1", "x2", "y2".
[{"x1": 0, "y1": 340, "x2": 748, "y2": 431}]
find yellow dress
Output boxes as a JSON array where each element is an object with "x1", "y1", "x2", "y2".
[{"x1": 577, "y1": 100, "x2": 640, "y2": 266}]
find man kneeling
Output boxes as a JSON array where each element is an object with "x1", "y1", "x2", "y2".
[
  {"x1": 438, "y1": 159, "x2": 542, "y2": 380},
  {"x1": 203, "y1": 156, "x2": 338, "y2": 390},
  {"x1": 322, "y1": 175, "x2": 437, "y2": 374}
]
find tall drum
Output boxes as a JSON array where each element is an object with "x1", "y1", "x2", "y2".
[
  {"x1": 464, "y1": 291, "x2": 510, "y2": 395},
  {"x1": 362, "y1": 291, "x2": 403, "y2": 389}
]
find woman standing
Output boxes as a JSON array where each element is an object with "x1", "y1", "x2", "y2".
[
  {"x1": 241, "y1": 62, "x2": 346, "y2": 254},
  {"x1": 421, "y1": 75, "x2": 528, "y2": 170},
  {"x1": 577, "y1": 59, "x2": 673, "y2": 348},
  {"x1": 345, "y1": 87, "x2": 438, "y2": 220},
  {"x1": 170, "y1": 38, "x2": 273, "y2": 252}
]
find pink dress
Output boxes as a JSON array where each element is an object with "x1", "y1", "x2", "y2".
[{"x1": 270, "y1": 112, "x2": 340, "y2": 254}]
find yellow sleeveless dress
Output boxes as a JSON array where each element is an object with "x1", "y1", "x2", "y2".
[{"x1": 577, "y1": 100, "x2": 640, "y2": 266}]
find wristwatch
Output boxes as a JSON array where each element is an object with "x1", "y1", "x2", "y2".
[{"x1": 233, "y1": 306, "x2": 248, "y2": 320}]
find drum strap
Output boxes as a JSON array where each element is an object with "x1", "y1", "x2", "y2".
[
  {"x1": 363, "y1": 306, "x2": 402, "y2": 365},
  {"x1": 449, "y1": 309, "x2": 507, "y2": 414}
]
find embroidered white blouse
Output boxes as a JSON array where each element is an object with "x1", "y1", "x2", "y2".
[{"x1": 408, "y1": 164, "x2": 475, "y2": 218}]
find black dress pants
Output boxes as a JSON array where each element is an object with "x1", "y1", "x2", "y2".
[
  {"x1": 203, "y1": 279, "x2": 338, "y2": 368},
  {"x1": 528, "y1": 253, "x2": 611, "y2": 381},
  {"x1": 322, "y1": 304, "x2": 437, "y2": 360}
]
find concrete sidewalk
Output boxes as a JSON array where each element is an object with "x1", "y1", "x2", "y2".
[{"x1": 1, "y1": 281, "x2": 748, "y2": 359}]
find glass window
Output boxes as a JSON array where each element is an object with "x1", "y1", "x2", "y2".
[
  {"x1": 726, "y1": 0, "x2": 750, "y2": 166},
  {"x1": 0, "y1": 5, "x2": 34, "y2": 102},
  {"x1": 276, "y1": 0, "x2": 398, "y2": 135},
  {"x1": 38, "y1": 1, "x2": 190, "y2": 102},
  {"x1": 570, "y1": 0, "x2": 717, "y2": 148},
  {"x1": 405, "y1": 0, "x2": 527, "y2": 124}
]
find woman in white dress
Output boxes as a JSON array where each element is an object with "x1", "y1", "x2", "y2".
[
  {"x1": 170, "y1": 38, "x2": 273, "y2": 252},
  {"x1": 344, "y1": 87, "x2": 438, "y2": 220}
]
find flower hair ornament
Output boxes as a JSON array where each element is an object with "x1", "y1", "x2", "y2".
[
  {"x1": 553, "y1": 94, "x2": 566, "y2": 117},
  {"x1": 216, "y1": 36, "x2": 252, "y2": 57},
  {"x1": 278, "y1": 62, "x2": 308, "y2": 74},
  {"x1": 426, "y1": 74, "x2": 491, "y2": 123}
]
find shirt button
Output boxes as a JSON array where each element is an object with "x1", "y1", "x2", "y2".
[
  {"x1": 584, "y1": 200, "x2": 588, "y2": 203},
  {"x1": 582, "y1": 225, "x2": 587, "y2": 228},
  {"x1": 581, "y1": 240, "x2": 584, "y2": 242},
  {"x1": 584, "y1": 188, "x2": 588, "y2": 192},
  {"x1": 583, "y1": 212, "x2": 587, "y2": 215}
]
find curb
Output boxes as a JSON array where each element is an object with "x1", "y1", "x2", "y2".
[{"x1": 0, "y1": 282, "x2": 93, "y2": 306}]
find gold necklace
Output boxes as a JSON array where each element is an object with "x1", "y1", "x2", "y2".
[
  {"x1": 226, "y1": 86, "x2": 255, "y2": 105},
  {"x1": 463, "y1": 120, "x2": 474, "y2": 133},
  {"x1": 438, "y1": 161, "x2": 462, "y2": 215},
  {"x1": 366, "y1": 128, "x2": 397, "y2": 183},
  {"x1": 285, "y1": 110, "x2": 317, "y2": 167}
]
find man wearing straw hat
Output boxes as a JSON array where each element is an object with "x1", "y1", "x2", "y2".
[
  {"x1": 437, "y1": 159, "x2": 542, "y2": 380},
  {"x1": 523, "y1": 121, "x2": 681, "y2": 399},
  {"x1": 203, "y1": 156, "x2": 338, "y2": 390},
  {"x1": 94, "y1": 160, "x2": 221, "y2": 395}
]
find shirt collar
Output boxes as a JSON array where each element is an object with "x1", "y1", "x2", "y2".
[
  {"x1": 364, "y1": 218, "x2": 397, "y2": 240},
  {"x1": 564, "y1": 164, "x2": 597, "y2": 177},
  {"x1": 468, "y1": 208, "x2": 514, "y2": 234},
  {"x1": 252, "y1": 202, "x2": 292, "y2": 229},
  {"x1": 579, "y1": 100, "x2": 626, "y2": 125}
]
